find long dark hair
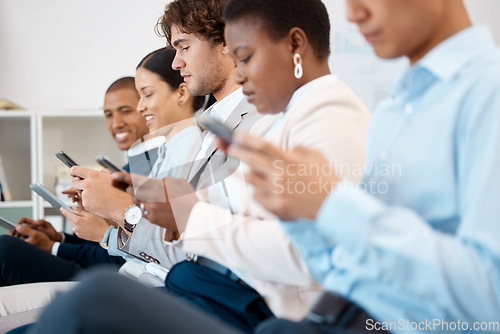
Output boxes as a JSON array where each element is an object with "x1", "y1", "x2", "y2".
[{"x1": 137, "y1": 48, "x2": 205, "y2": 111}]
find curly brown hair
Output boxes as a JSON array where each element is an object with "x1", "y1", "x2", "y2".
[{"x1": 156, "y1": 0, "x2": 228, "y2": 47}]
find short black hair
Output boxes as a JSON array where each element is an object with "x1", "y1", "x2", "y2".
[
  {"x1": 224, "y1": 0, "x2": 330, "y2": 60},
  {"x1": 106, "y1": 77, "x2": 136, "y2": 94},
  {"x1": 137, "y1": 48, "x2": 206, "y2": 111}
]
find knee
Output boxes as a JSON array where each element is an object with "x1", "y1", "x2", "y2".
[{"x1": 0, "y1": 235, "x2": 23, "y2": 262}]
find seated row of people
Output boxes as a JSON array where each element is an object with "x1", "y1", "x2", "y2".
[{"x1": 1, "y1": 0, "x2": 500, "y2": 333}]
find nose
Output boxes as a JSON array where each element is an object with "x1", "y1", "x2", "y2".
[
  {"x1": 346, "y1": 0, "x2": 368, "y2": 24},
  {"x1": 111, "y1": 112, "x2": 125, "y2": 130},
  {"x1": 234, "y1": 66, "x2": 247, "y2": 86},
  {"x1": 137, "y1": 97, "x2": 146, "y2": 114},
  {"x1": 172, "y1": 51, "x2": 184, "y2": 70}
]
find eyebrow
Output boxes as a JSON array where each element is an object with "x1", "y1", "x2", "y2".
[
  {"x1": 103, "y1": 105, "x2": 132, "y2": 113},
  {"x1": 140, "y1": 86, "x2": 151, "y2": 92},
  {"x1": 172, "y1": 38, "x2": 188, "y2": 47}
]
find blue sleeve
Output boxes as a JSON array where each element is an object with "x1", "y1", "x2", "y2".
[
  {"x1": 57, "y1": 243, "x2": 125, "y2": 268},
  {"x1": 283, "y1": 80, "x2": 500, "y2": 323},
  {"x1": 310, "y1": 83, "x2": 500, "y2": 323},
  {"x1": 63, "y1": 233, "x2": 86, "y2": 244}
]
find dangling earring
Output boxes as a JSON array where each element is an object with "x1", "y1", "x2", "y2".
[{"x1": 293, "y1": 53, "x2": 303, "y2": 79}]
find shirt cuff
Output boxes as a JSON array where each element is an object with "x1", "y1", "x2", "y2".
[
  {"x1": 106, "y1": 227, "x2": 122, "y2": 257},
  {"x1": 315, "y1": 181, "x2": 386, "y2": 250},
  {"x1": 51, "y1": 242, "x2": 61, "y2": 256},
  {"x1": 280, "y1": 219, "x2": 330, "y2": 256},
  {"x1": 59, "y1": 232, "x2": 65, "y2": 243}
]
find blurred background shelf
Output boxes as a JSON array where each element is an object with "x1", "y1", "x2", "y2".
[{"x1": 0, "y1": 109, "x2": 125, "y2": 234}]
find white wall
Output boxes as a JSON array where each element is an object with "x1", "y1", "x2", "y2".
[
  {"x1": 0, "y1": 0, "x2": 167, "y2": 110},
  {"x1": 0, "y1": 0, "x2": 499, "y2": 111}
]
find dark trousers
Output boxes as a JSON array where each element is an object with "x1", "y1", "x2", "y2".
[
  {"x1": 0, "y1": 235, "x2": 82, "y2": 286},
  {"x1": 26, "y1": 270, "x2": 245, "y2": 334},
  {"x1": 165, "y1": 260, "x2": 274, "y2": 333},
  {"x1": 23, "y1": 270, "x2": 380, "y2": 334},
  {"x1": 0, "y1": 235, "x2": 122, "y2": 286}
]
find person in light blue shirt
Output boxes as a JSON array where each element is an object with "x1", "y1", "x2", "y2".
[{"x1": 228, "y1": 0, "x2": 500, "y2": 333}]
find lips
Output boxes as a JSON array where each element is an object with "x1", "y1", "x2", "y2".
[
  {"x1": 181, "y1": 73, "x2": 191, "y2": 82},
  {"x1": 114, "y1": 132, "x2": 130, "y2": 143},
  {"x1": 144, "y1": 114, "x2": 155, "y2": 127},
  {"x1": 361, "y1": 30, "x2": 381, "y2": 43},
  {"x1": 243, "y1": 90, "x2": 256, "y2": 103}
]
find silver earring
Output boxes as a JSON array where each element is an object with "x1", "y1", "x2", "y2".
[{"x1": 293, "y1": 53, "x2": 303, "y2": 79}]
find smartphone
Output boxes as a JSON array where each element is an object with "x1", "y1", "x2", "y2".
[
  {"x1": 56, "y1": 151, "x2": 79, "y2": 168},
  {"x1": 197, "y1": 117, "x2": 233, "y2": 144},
  {"x1": 29, "y1": 183, "x2": 75, "y2": 213},
  {"x1": 0, "y1": 216, "x2": 16, "y2": 231},
  {"x1": 95, "y1": 155, "x2": 124, "y2": 172}
]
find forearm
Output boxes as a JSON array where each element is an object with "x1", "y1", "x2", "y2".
[{"x1": 315, "y1": 182, "x2": 500, "y2": 322}]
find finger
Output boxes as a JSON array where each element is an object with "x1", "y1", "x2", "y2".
[
  {"x1": 15, "y1": 225, "x2": 36, "y2": 237},
  {"x1": 72, "y1": 178, "x2": 86, "y2": 191},
  {"x1": 69, "y1": 166, "x2": 93, "y2": 179},
  {"x1": 17, "y1": 217, "x2": 35, "y2": 225},
  {"x1": 231, "y1": 146, "x2": 280, "y2": 180},
  {"x1": 126, "y1": 185, "x2": 136, "y2": 197},
  {"x1": 100, "y1": 168, "x2": 112, "y2": 174},
  {"x1": 244, "y1": 171, "x2": 275, "y2": 190},
  {"x1": 215, "y1": 137, "x2": 230, "y2": 152},
  {"x1": 62, "y1": 187, "x2": 77, "y2": 195},
  {"x1": 112, "y1": 172, "x2": 132, "y2": 185},
  {"x1": 60, "y1": 207, "x2": 80, "y2": 220}
]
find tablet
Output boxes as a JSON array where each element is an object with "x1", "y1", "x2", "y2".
[
  {"x1": 0, "y1": 216, "x2": 16, "y2": 230},
  {"x1": 29, "y1": 183, "x2": 75, "y2": 213}
]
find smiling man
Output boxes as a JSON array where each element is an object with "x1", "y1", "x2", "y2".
[{"x1": 0, "y1": 77, "x2": 151, "y2": 288}]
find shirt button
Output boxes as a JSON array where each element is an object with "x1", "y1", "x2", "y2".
[{"x1": 404, "y1": 103, "x2": 413, "y2": 115}]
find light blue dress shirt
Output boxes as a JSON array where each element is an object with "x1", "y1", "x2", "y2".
[{"x1": 282, "y1": 26, "x2": 500, "y2": 332}]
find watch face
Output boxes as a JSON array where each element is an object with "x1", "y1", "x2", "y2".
[{"x1": 125, "y1": 205, "x2": 142, "y2": 225}]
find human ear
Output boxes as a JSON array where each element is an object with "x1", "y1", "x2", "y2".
[
  {"x1": 287, "y1": 27, "x2": 307, "y2": 55},
  {"x1": 177, "y1": 83, "x2": 189, "y2": 105}
]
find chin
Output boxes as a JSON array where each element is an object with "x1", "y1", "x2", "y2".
[{"x1": 116, "y1": 143, "x2": 129, "y2": 151}]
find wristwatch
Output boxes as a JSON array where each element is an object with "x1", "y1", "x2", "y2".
[{"x1": 123, "y1": 204, "x2": 142, "y2": 232}]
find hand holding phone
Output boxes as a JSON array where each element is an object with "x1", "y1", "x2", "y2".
[
  {"x1": 197, "y1": 117, "x2": 233, "y2": 145},
  {"x1": 56, "y1": 151, "x2": 79, "y2": 168},
  {"x1": 95, "y1": 155, "x2": 125, "y2": 172}
]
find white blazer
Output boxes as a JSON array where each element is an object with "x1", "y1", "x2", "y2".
[{"x1": 182, "y1": 75, "x2": 371, "y2": 320}]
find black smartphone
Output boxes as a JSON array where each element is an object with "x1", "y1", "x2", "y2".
[
  {"x1": 56, "y1": 151, "x2": 79, "y2": 168},
  {"x1": 95, "y1": 155, "x2": 124, "y2": 172},
  {"x1": 0, "y1": 216, "x2": 16, "y2": 231},
  {"x1": 197, "y1": 117, "x2": 233, "y2": 144}
]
